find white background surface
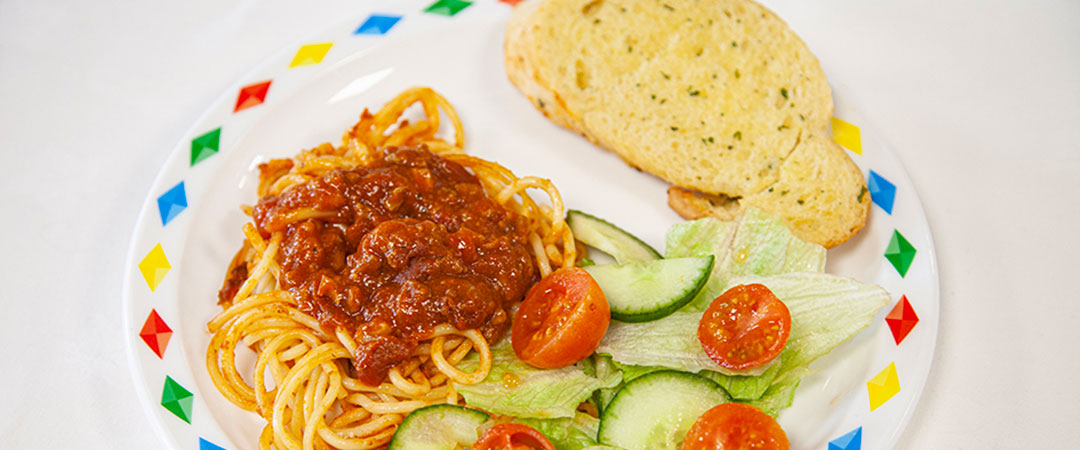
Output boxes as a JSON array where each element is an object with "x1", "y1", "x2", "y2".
[{"x1": 0, "y1": 0, "x2": 1077, "y2": 448}]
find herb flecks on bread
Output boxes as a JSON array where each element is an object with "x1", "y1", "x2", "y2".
[
  {"x1": 668, "y1": 133, "x2": 869, "y2": 248},
  {"x1": 506, "y1": 0, "x2": 870, "y2": 248}
]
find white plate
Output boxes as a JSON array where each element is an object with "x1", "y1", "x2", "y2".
[{"x1": 122, "y1": 1, "x2": 939, "y2": 449}]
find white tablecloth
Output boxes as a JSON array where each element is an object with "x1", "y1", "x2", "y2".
[{"x1": 1, "y1": 0, "x2": 1077, "y2": 448}]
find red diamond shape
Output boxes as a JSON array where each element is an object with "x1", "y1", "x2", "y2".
[
  {"x1": 885, "y1": 295, "x2": 919, "y2": 345},
  {"x1": 499, "y1": 0, "x2": 525, "y2": 5},
  {"x1": 139, "y1": 309, "x2": 173, "y2": 359},
  {"x1": 234, "y1": 80, "x2": 272, "y2": 112}
]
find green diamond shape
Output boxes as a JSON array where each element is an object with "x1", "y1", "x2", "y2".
[
  {"x1": 424, "y1": 0, "x2": 472, "y2": 16},
  {"x1": 161, "y1": 376, "x2": 194, "y2": 424},
  {"x1": 885, "y1": 230, "x2": 917, "y2": 277},
  {"x1": 190, "y1": 127, "x2": 221, "y2": 166}
]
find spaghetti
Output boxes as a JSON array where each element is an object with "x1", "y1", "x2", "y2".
[{"x1": 206, "y1": 87, "x2": 576, "y2": 450}]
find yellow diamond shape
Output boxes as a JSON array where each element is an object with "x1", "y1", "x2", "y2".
[
  {"x1": 138, "y1": 243, "x2": 171, "y2": 292},
  {"x1": 831, "y1": 117, "x2": 862, "y2": 155},
  {"x1": 866, "y1": 362, "x2": 900, "y2": 411},
  {"x1": 289, "y1": 42, "x2": 334, "y2": 68}
]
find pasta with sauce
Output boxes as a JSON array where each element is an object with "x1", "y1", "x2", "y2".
[{"x1": 206, "y1": 87, "x2": 577, "y2": 450}]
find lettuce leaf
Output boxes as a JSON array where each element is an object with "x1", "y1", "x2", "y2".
[
  {"x1": 698, "y1": 354, "x2": 784, "y2": 400},
  {"x1": 665, "y1": 208, "x2": 826, "y2": 311},
  {"x1": 740, "y1": 377, "x2": 801, "y2": 417},
  {"x1": 614, "y1": 362, "x2": 666, "y2": 384},
  {"x1": 730, "y1": 272, "x2": 889, "y2": 381},
  {"x1": 596, "y1": 311, "x2": 775, "y2": 376},
  {"x1": 591, "y1": 355, "x2": 623, "y2": 413},
  {"x1": 454, "y1": 342, "x2": 621, "y2": 419},
  {"x1": 590, "y1": 355, "x2": 671, "y2": 412},
  {"x1": 595, "y1": 272, "x2": 888, "y2": 400},
  {"x1": 515, "y1": 413, "x2": 600, "y2": 450}
]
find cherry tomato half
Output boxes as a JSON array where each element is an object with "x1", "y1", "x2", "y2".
[
  {"x1": 472, "y1": 423, "x2": 557, "y2": 450},
  {"x1": 698, "y1": 283, "x2": 791, "y2": 370},
  {"x1": 681, "y1": 403, "x2": 789, "y2": 450},
  {"x1": 512, "y1": 267, "x2": 610, "y2": 369}
]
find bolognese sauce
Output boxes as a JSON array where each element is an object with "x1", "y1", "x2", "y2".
[{"x1": 225, "y1": 146, "x2": 539, "y2": 384}]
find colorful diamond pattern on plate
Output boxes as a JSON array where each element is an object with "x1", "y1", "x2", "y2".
[
  {"x1": 886, "y1": 295, "x2": 919, "y2": 345},
  {"x1": 289, "y1": 43, "x2": 334, "y2": 68},
  {"x1": 885, "y1": 230, "x2": 917, "y2": 277},
  {"x1": 199, "y1": 438, "x2": 226, "y2": 450},
  {"x1": 867, "y1": 362, "x2": 900, "y2": 411},
  {"x1": 831, "y1": 117, "x2": 862, "y2": 155},
  {"x1": 138, "y1": 243, "x2": 171, "y2": 291},
  {"x1": 161, "y1": 376, "x2": 194, "y2": 423},
  {"x1": 355, "y1": 14, "x2": 402, "y2": 35},
  {"x1": 868, "y1": 170, "x2": 896, "y2": 214},
  {"x1": 829, "y1": 426, "x2": 862, "y2": 450},
  {"x1": 139, "y1": 309, "x2": 172, "y2": 359},
  {"x1": 156, "y1": 181, "x2": 187, "y2": 226},
  {"x1": 424, "y1": 0, "x2": 472, "y2": 16},
  {"x1": 190, "y1": 127, "x2": 221, "y2": 166},
  {"x1": 498, "y1": 0, "x2": 526, "y2": 5},
  {"x1": 234, "y1": 80, "x2": 272, "y2": 112}
]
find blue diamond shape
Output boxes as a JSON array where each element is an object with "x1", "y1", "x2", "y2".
[
  {"x1": 355, "y1": 14, "x2": 402, "y2": 35},
  {"x1": 157, "y1": 181, "x2": 187, "y2": 226},
  {"x1": 829, "y1": 426, "x2": 862, "y2": 450},
  {"x1": 868, "y1": 170, "x2": 896, "y2": 214},
  {"x1": 199, "y1": 438, "x2": 227, "y2": 450}
]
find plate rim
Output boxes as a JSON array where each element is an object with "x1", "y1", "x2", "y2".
[{"x1": 120, "y1": 1, "x2": 942, "y2": 449}]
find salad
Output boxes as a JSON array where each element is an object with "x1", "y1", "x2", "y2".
[{"x1": 387, "y1": 207, "x2": 889, "y2": 449}]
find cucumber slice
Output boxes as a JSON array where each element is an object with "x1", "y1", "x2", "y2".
[
  {"x1": 567, "y1": 210, "x2": 661, "y2": 264},
  {"x1": 585, "y1": 256, "x2": 714, "y2": 322},
  {"x1": 597, "y1": 371, "x2": 729, "y2": 450},
  {"x1": 388, "y1": 404, "x2": 490, "y2": 450}
]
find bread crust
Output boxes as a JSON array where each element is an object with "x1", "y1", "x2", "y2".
[{"x1": 505, "y1": 0, "x2": 589, "y2": 139}]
